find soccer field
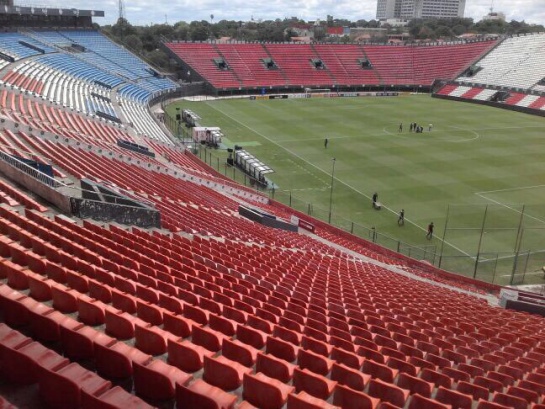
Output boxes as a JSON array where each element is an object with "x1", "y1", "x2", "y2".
[{"x1": 167, "y1": 94, "x2": 545, "y2": 285}]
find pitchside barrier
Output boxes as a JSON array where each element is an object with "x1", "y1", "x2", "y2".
[
  {"x1": 438, "y1": 204, "x2": 545, "y2": 286},
  {"x1": 171, "y1": 131, "x2": 545, "y2": 287}
]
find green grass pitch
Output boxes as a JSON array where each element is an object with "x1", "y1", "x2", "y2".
[{"x1": 167, "y1": 94, "x2": 545, "y2": 284}]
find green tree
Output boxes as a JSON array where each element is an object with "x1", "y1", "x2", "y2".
[
  {"x1": 189, "y1": 21, "x2": 211, "y2": 41},
  {"x1": 124, "y1": 34, "x2": 143, "y2": 53}
]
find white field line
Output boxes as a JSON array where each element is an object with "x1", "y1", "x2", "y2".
[{"x1": 205, "y1": 102, "x2": 475, "y2": 258}]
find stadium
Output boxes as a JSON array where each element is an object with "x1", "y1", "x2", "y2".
[{"x1": 0, "y1": 1, "x2": 545, "y2": 408}]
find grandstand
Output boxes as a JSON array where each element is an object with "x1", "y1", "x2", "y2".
[
  {"x1": 164, "y1": 40, "x2": 497, "y2": 93},
  {"x1": 434, "y1": 33, "x2": 545, "y2": 116},
  {"x1": 2, "y1": 8, "x2": 545, "y2": 409}
]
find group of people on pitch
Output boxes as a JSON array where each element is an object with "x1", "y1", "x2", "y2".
[{"x1": 372, "y1": 192, "x2": 434, "y2": 239}]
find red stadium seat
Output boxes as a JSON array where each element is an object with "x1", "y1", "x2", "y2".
[
  {"x1": 333, "y1": 384, "x2": 380, "y2": 409},
  {"x1": 176, "y1": 379, "x2": 237, "y2": 409},
  {"x1": 293, "y1": 367, "x2": 337, "y2": 400},
  {"x1": 133, "y1": 358, "x2": 192, "y2": 401},
  {"x1": 287, "y1": 391, "x2": 338, "y2": 409},
  {"x1": 203, "y1": 354, "x2": 252, "y2": 391},
  {"x1": 243, "y1": 372, "x2": 295, "y2": 409},
  {"x1": 368, "y1": 378, "x2": 409, "y2": 408},
  {"x1": 39, "y1": 362, "x2": 112, "y2": 409},
  {"x1": 167, "y1": 338, "x2": 214, "y2": 373}
]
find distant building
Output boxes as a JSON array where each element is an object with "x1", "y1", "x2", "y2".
[
  {"x1": 327, "y1": 27, "x2": 349, "y2": 37},
  {"x1": 377, "y1": 0, "x2": 465, "y2": 20},
  {"x1": 377, "y1": 0, "x2": 401, "y2": 20},
  {"x1": 349, "y1": 27, "x2": 388, "y2": 42},
  {"x1": 482, "y1": 11, "x2": 506, "y2": 21},
  {"x1": 380, "y1": 18, "x2": 409, "y2": 27}
]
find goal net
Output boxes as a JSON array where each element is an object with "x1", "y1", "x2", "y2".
[{"x1": 304, "y1": 88, "x2": 332, "y2": 98}]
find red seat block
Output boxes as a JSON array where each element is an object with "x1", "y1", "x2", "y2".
[
  {"x1": 135, "y1": 323, "x2": 179, "y2": 356},
  {"x1": 505, "y1": 385, "x2": 539, "y2": 403},
  {"x1": 29, "y1": 309, "x2": 80, "y2": 343},
  {"x1": 293, "y1": 367, "x2": 337, "y2": 400},
  {"x1": 60, "y1": 324, "x2": 114, "y2": 361},
  {"x1": 368, "y1": 378, "x2": 409, "y2": 408},
  {"x1": 133, "y1": 358, "x2": 192, "y2": 401},
  {"x1": 51, "y1": 284, "x2": 78, "y2": 313},
  {"x1": 27, "y1": 273, "x2": 53, "y2": 301},
  {"x1": 287, "y1": 391, "x2": 339, "y2": 409},
  {"x1": 476, "y1": 399, "x2": 512, "y2": 409},
  {"x1": 176, "y1": 379, "x2": 237, "y2": 409},
  {"x1": 256, "y1": 352, "x2": 295, "y2": 383},
  {"x1": 77, "y1": 296, "x2": 106, "y2": 326},
  {"x1": 407, "y1": 394, "x2": 451, "y2": 409},
  {"x1": 517, "y1": 380, "x2": 545, "y2": 396},
  {"x1": 163, "y1": 311, "x2": 193, "y2": 338},
  {"x1": 386, "y1": 356, "x2": 419, "y2": 376},
  {"x1": 492, "y1": 392, "x2": 530, "y2": 409},
  {"x1": 209, "y1": 313, "x2": 237, "y2": 337},
  {"x1": 301, "y1": 335, "x2": 332, "y2": 358},
  {"x1": 435, "y1": 386, "x2": 473, "y2": 409},
  {"x1": 203, "y1": 354, "x2": 252, "y2": 391},
  {"x1": 267, "y1": 335, "x2": 298, "y2": 363},
  {"x1": 191, "y1": 324, "x2": 226, "y2": 352},
  {"x1": 243, "y1": 372, "x2": 295, "y2": 409},
  {"x1": 81, "y1": 385, "x2": 154, "y2": 409},
  {"x1": 333, "y1": 384, "x2": 380, "y2": 409},
  {"x1": 222, "y1": 338, "x2": 258, "y2": 368},
  {"x1": 420, "y1": 368, "x2": 452, "y2": 389},
  {"x1": 136, "y1": 300, "x2": 163, "y2": 326},
  {"x1": 167, "y1": 338, "x2": 214, "y2": 373},
  {"x1": 39, "y1": 362, "x2": 112, "y2": 409},
  {"x1": 333, "y1": 347, "x2": 365, "y2": 369},
  {"x1": 362, "y1": 360, "x2": 398, "y2": 383},
  {"x1": 237, "y1": 324, "x2": 267, "y2": 349},
  {"x1": 104, "y1": 309, "x2": 136, "y2": 340},
  {"x1": 474, "y1": 376, "x2": 505, "y2": 393},
  {"x1": 456, "y1": 381, "x2": 490, "y2": 401},
  {"x1": 94, "y1": 342, "x2": 150, "y2": 380},
  {"x1": 298, "y1": 348, "x2": 334, "y2": 376},
  {"x1": 331, "y1": 362, "x2": 371, "y2": 391},
  {"x1": 1, "y1": 340, "x2": 68, "y2": 384},
  {"x1": 396, "y1": 373, "x2": 434, "y2": 398}
]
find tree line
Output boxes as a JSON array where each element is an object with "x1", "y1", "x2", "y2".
[{"x1": 98, "y1": 17, "x2": 545, "y2": 72}]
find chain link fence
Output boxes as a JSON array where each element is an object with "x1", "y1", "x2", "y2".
[{"x1": 163, "y1": 111, "x2": 545, "y2": 286}]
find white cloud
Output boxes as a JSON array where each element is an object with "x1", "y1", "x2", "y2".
[{"x1": 41, "y1": 0, "x2": 545, "y2": 26}]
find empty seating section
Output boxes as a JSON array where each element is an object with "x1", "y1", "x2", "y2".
[
  {"x1": 0, "y1": 30, "x2": 179, "y2": 143},
  {"x1": 313, "y1": 44, "x2": 380, "y2": 86},
  {"x1": 117, "y1": 98, "x2": 171, "y2": 143},
  {"x1": 0, "y1": 32, "x2": 56, "y2": 60},
  {"x1": 33, "y1": 53, "x2": 124, "y2": 89},
  {"x1": 457, "y1": 33, "x2": 545, "y2": 89},
  {"x1": 60, "y1": 30, "x2": 176, "y2": 93},
  {"x1": 4, "y1": 60, "x2": 117, "y2": 116},
  {"x1": 166, "y1": 40, "x2": 496, "y2": 88},
  {"x1": 2, "y1": 170, "x2": 545, "y2": 409},
  {"x1": 216, "y1": 43, "x2": 288, "y2": 87},
  {"x1": 265, "y1": 43, "x2": 334, "y2": 86},
  {"x1": 0, "y1": 89, "x2": 132, "y2": 144},
  {"x1": 3, "y1": 30, "x2": 545, "y2": 409},
  {"x1": 167, "y1": 42, "x2": 241, "y2": 89},
  {"x1": 436, "y1": 84, "x2": 545, "y2": 112}
]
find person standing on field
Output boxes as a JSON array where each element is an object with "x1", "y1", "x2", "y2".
[
  {"x1": 426, "y1": 222, "x2": 434, "y2": 239},
  {"x1": 398, "y1": 209, "x2": 405, "y2": 226}
]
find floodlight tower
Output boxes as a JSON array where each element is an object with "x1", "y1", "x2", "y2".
[
  {"x1": 119, "y1": 0, "x2": 125, "y2": 22},
  {"x1": 119, "y1": 0, "x2": 126, "y2": 40}
]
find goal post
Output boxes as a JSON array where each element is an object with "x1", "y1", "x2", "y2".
[{"x1": 304, "y1": 88, "x2": 332, "y2": 98}]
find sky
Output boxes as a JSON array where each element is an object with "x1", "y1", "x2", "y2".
[{"x1": 40, "y1": 0, "x2": 545, "y2": 27}]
